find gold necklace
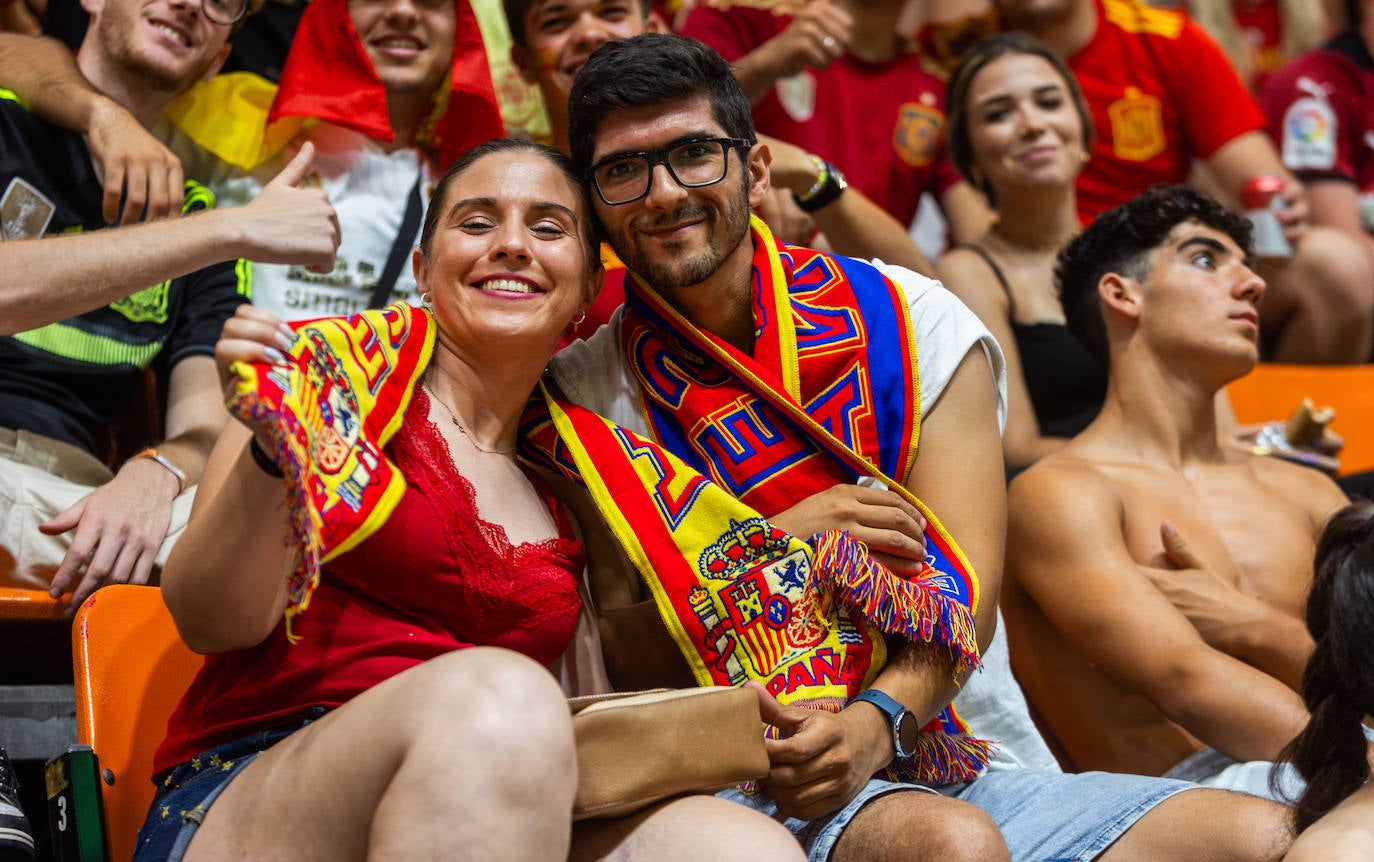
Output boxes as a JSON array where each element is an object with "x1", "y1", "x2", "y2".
[{"x1": 425, "y1": 381, "x2": 515, "y2": 456}]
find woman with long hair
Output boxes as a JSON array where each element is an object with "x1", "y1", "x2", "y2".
[
  {"x1": 1280, "y1": 501, "x2": 1374, "y2": 861},
  {"x1": 937, "y1": 33, "x2": 1104, "y2": 472}
]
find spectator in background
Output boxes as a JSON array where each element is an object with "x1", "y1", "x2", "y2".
[
  {"x1": 1183, "y1": 0, "x2": 1329, "y2": 92},
  {"x1": 0, "y1": 0, "x2": 339, "y2": 611},
  {"x1": 999, "y1": 0, "x2": 1374, "y2": 364},
  {"x1": 1007, "y1": 185, "x2": 1347, "y2": 798},
  {"x1": 0, "y1": 0, "x2": 507, "y2": 320},
  {"x1": 1280, "y1": 501, "x2": 1374, "y2": 862},
  {"x1": 1261, "y1": 0, "x2": 1374, "y2": 277},
  {"x1": 937, "y1": 33, "x2": 1106, "y2": 472},
  {"x1": 678, "y1": 0, "x2": 993, "y2": 245}
]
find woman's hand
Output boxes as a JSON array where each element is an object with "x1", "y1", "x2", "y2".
[{"x1": 215, "y1": 305, "x2": 295, "y2": 434}]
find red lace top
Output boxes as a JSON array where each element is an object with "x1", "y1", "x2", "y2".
[{"x1": 154, "y1": 388, "x2": 585, "y2": 773}]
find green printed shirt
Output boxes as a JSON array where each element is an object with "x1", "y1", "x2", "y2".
[{"x1": 0, "y1": 90, "x2": 249, "y2": 455}]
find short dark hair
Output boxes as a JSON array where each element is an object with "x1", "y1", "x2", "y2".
[
  {"x1": 1054, "y1": 184, "x2": 1254, "y2": 367},
  {"x1": 567, "y1": 33, "x2": 755, "y2": 176},
  {"x1": 1279, "y1": 501, "x2": 1374, "y2": 831},
  {"x1": 503, "y1": 0, "x2": 653, "y2": 49},
  {"x1": 945, "y1": 32, "x2": 1093, "y2": 205},
  {"x1": 419, "y1": 138, "x2": 600, "y2": 271}
]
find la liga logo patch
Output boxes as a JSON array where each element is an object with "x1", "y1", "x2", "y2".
[{"x1": 1282, "y1": 91, "x2": 1336, "y2": 170}]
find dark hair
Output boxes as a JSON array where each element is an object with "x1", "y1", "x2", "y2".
[
  {"x1": 1054, "y1": 184, "x2": 1253, "y2": 367},
  {"x1": 419, "y1": 138, "x2": 600, "y2": 271},
  {"x1": 945, "y1": 32, "x2": 1093, "y2": 206},
  {"x1": 503, "y1": 0, "x2": 653, "y2": 50},
  {"x1": 1277, "y1": 502, "x2": 1374, "y2": 832},
  {"x1": 566, "y1": 33, "x2": 755, "y2": 176}
]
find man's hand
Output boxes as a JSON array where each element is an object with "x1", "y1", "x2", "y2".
[
  {"x1": 770, "y1": 484, "x2": 927, "y2": 575},
  {"x1": 749, "y1": 681, "x2": 889, "y2": 820},
  {"x1": 41, "y1": 456, "x2": 182, "y2": 613},
  {"x1": 1274, "y1": 175, "x2": 1311, "y2": 245},
  {"x1": 1141, "y1": 521, "x2": 1264, "y2": 654},
  {"x1": 86, "y1": 97, "x2": 185, "y2": 226},
  {"x1": 228, "y1": 143, "x2": 341, "y2": 273},
  {"x1": 755, "y1": 0, "x2": 852, "y2": 81}
]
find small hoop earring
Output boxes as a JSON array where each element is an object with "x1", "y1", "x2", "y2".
[
  {"x1": 420, "y1": 292, "x2": 433, "y2": 307},
  {"x1": 571, "y1": 310, "x2": 587, "y2": 330}
]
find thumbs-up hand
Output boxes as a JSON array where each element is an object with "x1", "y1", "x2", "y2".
[{"x1": 234, "y1": 142, "x2": 340, "y2": 273}]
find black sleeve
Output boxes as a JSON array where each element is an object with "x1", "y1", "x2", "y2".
[{"x1": 157, "y1": 259, "x2": 250, "y2": 375}]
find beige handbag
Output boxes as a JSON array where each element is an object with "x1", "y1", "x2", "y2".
[{"x1": 569, "y1": 686, "x2": 771, "y2": 820}]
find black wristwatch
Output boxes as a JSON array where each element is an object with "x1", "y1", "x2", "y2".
[{"x1": 851, "y1": 689, "x2": 919, "y2": 760}]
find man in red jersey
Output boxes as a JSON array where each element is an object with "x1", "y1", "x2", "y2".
[
  {"x1": 1000, "y1": 0, "x2": 1374, "y2": 363},
  {"x1": 678, "y1": 0, "x2": 992, "y2": 244},
  {"x1": 1261, "y1": 0, "x2": 1374, "y2": 272}
]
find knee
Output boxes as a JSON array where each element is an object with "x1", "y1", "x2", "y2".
[
  {"x1": 394, "y1": 647, "x2": 576, "y2": 772},
  {"x1": 1290, "y1": 227, "x2": 1374, "y2": 315},
  {"x1": 659, "y1": 796, "x2": 805, "y2": 862},
  {"x1": 909, "y1": 798, "x2": 1009, "y2": 862}
]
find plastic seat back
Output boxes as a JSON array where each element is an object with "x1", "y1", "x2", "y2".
[
  {"x1": 1226, "y1": 363, "x2": 1374, "y2": 476},
  {"x1": 72, "y1": 585, "x2": 202, "y2": 862},
  {"x1": 0, "y1": 586, "x2": 63, "y2": 620}
]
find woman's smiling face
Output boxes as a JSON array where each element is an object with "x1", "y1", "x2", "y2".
[{"x1": 415, "y1": 148, "x2": 599, "y2": 351}]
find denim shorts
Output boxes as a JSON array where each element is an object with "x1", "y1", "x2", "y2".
[
  {"x1": 717, "y1": 779, "x2": 935, "y2": 861},
  {"x1": 131, "y1": 707, "x2": 328, "y2": 862},
  {"x1": 943, "y1": 767, "x2": 1194, "y2": 861},
  {"x1": 720, "y1": 767, "x2": 1192, "y2": 862}
]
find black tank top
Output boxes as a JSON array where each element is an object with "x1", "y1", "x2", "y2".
[{"x1": 966, "y1": 245, "x2": 1107, "y2": 439}]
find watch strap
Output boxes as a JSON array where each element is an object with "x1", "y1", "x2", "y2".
[{"x1": 851, "y1": 689, "x2": 918, "y2": 759}]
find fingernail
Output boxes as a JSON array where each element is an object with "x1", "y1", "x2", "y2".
[
  {"x1": 275, "y1": 330, "x2": 295, "y2": 351},
  {"x1": 264, "y1": 347, "x2": 287, "y2": 364}
]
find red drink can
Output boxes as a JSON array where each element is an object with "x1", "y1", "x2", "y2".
[{"x1": 1241, "y1": 176, "x2": 1292, "y2": 258}]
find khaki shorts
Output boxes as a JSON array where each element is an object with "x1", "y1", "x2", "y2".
[{"x1": 0, "y1": 428, "x2": 196, "y2": 589}]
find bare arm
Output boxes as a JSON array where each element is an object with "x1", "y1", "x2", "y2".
[
  {"x1": 939, "y1": 182, "x2": 995, "y2": 249},
  {"x1": 1204, "y1": 130, "x2": 1309, "y2": 242},
  {"x1": 726, "y1": 0, "x2": 852, "y2": 104},
  {"x1": 161, "y1": 306, "x2": 299, "y2": 653},
  {"x1": 1305, "y1": 179, "x2": 1374, "y2": 272},
  {"x1": 0, "y1": 32, "x2": 185, "y2": 223},
  {"x1": 758, "y1": 346, "x2": 1003, "y2": 818},
  {"x1": 0, "y1": 144, "x2": 339, "y2": 334},
  {"x1": 761, "y1": 134, "x2": 934, "y2": 275},
  {"x1": 45, "y1": 355, "x2": 229, "y2": 610},
  {"x1": 939, "y1": 247, "x2": 1065, "y2": 469},
  {"x1": 1007, "y1": 463, "x2": 1308, "y2": 762}
]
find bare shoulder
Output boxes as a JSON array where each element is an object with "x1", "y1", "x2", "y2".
[
  {"x1": 1244, "y1": 453, "x2": 1348, "y2": 523},
  {"x1": 936, "y1": 246, "x2": 1005, "y2": 308},
  {"x1": 1287, "y1": 784, "x2": 1374, "y2": 862},
  {"x1": 1009, "y1": 451, "x2": 1121, "y2": 531}
]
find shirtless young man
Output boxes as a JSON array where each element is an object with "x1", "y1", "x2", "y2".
[{"x1": 1005, "y1": 184, "x2": 1348, "y2": 796}]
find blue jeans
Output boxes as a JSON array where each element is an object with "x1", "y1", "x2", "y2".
[
  {"x1": 131, "y1": 707, "x2": 328, "y2": 862},
  {"x1": 719, "y1": 767, "x2": 1193, "y2": 862}
]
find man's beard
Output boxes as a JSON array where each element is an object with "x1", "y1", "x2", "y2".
[
  {"x1": 610, "y1": 179, "x2": 752, "y2": 292},
  {"x1": 95, "y1": 25, "x2": 213, "y2": 95}
]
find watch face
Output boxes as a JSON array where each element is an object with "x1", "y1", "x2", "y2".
[{"x1": 896, "y1": 710, "x2": 921, "y2": 758}]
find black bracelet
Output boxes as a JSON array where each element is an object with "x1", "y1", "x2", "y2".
[
  {"x1": 793, "y1": 160, "x2": 848, "y2": 213},
  {"x1": 249, "y1": 437, "x2": 285, "y2": 478}
]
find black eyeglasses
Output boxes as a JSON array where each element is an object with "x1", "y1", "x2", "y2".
[
  {"x1": 202, "y1": 0, "x2": 250, "y2": 26},
  {"x1": 588, "y1": 137, "x2": 754, "y2": 206}
]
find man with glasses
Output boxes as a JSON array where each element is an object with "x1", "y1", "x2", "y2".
[
  {"x1": 551, "y1": 32, "x2": 1295, "y2": 862},
  {"x1": 0, "y1": 0, "x2": 339, "y2": 612}
]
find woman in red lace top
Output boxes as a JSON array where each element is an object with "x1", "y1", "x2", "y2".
[{"x1": 134, "y1": 140, "x2": 802, "y2": 862}]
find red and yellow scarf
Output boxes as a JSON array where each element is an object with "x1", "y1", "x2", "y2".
[
  {"x1": 526, "y1": 218, "x2": 989, "y2": 783},
  {"x1": 226, "y1": 305, "x2": 435, "y2": 640}
]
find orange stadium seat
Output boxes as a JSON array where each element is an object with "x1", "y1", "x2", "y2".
[
  {"x1": 0, "y1": 586, "x2": 63, "y2": 620},
  {"x1": 1226, "y1": 363, "x2": 1374, "y2": 476},
  {"x1": 71, "y1": 585, "x2": 202, "y2": 862}
]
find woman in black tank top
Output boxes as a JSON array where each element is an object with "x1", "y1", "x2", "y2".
[{"x1": 936, "y1": 34, "x2": 1105, "y2": 472}]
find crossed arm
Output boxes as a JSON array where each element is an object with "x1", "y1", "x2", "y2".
[{"x1": 1006, "y1": 463, "x2": 1309, "y2": 763}]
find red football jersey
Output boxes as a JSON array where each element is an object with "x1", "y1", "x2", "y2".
[
  {"x1": 1071, "y1": 0, "x2": 1267, "y2": 221},
  {"x1": 681, "y1": 3, "x2": 963, "y2": 226}
]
